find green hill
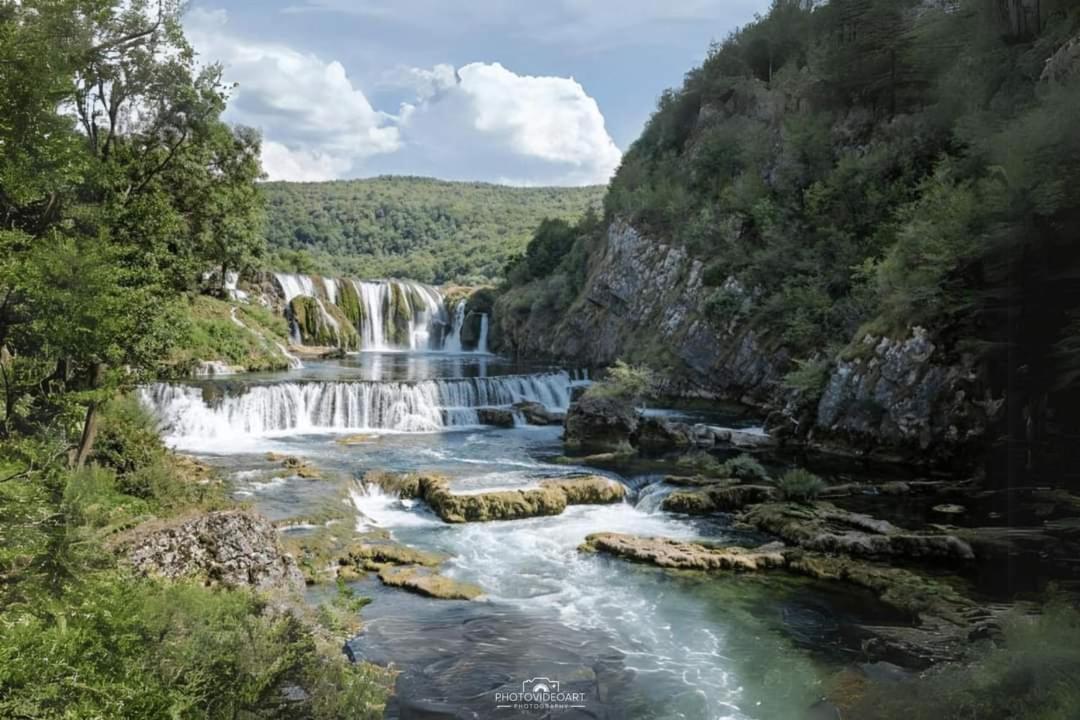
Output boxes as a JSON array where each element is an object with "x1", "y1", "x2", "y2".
[{"x1": 261, "y1": 176, "x2": 605, "y2": 284}]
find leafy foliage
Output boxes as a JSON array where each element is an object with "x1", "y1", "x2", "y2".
[
  {"x1": 584, "y1": 360, "x2": 656, "y2": 404},
  {"x1": 721, "y1": 454, "x2": 771, "y2": 483},
  {"x1": 501, "y1": 0, "x2": 1080, "y2": 485},
  {"x1": 262, "y1": 178, "x2": 603, "y2": 284},
  {"x1": 0, "y1": 3, "x2": 387, "y2": 716},
  {"x1": 775, "y1": 468, "x2": 826, "y2": 503}
]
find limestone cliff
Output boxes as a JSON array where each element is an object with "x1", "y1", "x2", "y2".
[{"x1": 494, "y1": 221, "x2": 996, "y2": 463}]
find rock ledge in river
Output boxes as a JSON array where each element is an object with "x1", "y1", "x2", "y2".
[{"x1": 362, "y1": 471, "x2": 625, "y2": 523}]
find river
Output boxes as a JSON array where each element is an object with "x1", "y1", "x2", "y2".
[{"x1": 142, "y1": 351, "x2": 897, "y2": 719}]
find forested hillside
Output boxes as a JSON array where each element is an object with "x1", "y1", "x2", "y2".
[
  {"x1": 498, "y1": 0, "x2": 1080, "y2": 476},
  {"x1": 262, "y1": 178, "x2": 604, "y2": 284}
]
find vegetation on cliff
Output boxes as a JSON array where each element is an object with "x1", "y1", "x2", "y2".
[
  {"x1": 263, "y1": 178, "x2": 604, "y2": 285},
  {"x1": 501, "y1": 0, "x2": 1080, "y2": 480}
]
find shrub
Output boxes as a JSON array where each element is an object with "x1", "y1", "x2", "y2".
[
  {"x1": 0, "y1": 573, "x2": 390, "y2": 719},
  {"x1": 720, "y1": 454, "x2": 770, "y2": 482},
  {"x1": 783, "y1": 357, "x2": 832, "y2": 403},
  {"x1": 676, "y1": 451, "x2": 726, "y2": 477},
  {"x1": 584, "y1": 360, "x2": 656, "y2": 404},
  {"x1": 93, "y1": 395, "x2": 166, "y2": 480},
  {"x1": 775, "y1": 468, "x2": 826, "y2": 503}
]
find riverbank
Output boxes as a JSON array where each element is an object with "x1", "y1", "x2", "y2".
[{"x1": 0, "y1": 396, "x2": 392, "y2": 717}]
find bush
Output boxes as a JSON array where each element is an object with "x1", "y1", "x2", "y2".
[
  {"x1": 774, "y1": 468, "x2": 826, "y2": 503},
  {"x1": 93, "y1": 395, "x2": 166, "y2": 480},
  {"x1": 720, "y1": 454, "x2": 770, "y2": 482},
  {"x1": 0, "y1": 573, "x2": 390, "y2": 719},
  {"x1": 676, "y1": 451, "x2": 726, "y2": 477},
  {"x1": 783, "y1": 357, "x2": 832, "y2": 404},
  {"x1": 584, "y1": 360, "x2": 656, "y2": 404}
]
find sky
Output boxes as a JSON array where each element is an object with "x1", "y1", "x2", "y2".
[{"x1": 185, "y1": 1, "x2": 769, "y2": 186}]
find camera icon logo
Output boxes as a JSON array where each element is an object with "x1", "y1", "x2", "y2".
[{"x1": 523, "y1": 677, "x2": 560, "y2": 694}]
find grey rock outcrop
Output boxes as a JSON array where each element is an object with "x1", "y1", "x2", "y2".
[
  {"x1": 810, "y1": 328, "x2": 992, "y2": 456},
  {"x1": 117, "y1": 510, "x2": 305, "y2": 593},
  {"x1": 496, "y1": 221, "x2": 992, "y2": 462},
  {"x1": 564, "y1": 395, "x2": 639, "y2": 452}
]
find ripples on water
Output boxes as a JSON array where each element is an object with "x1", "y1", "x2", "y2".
[{"x1": 144, "y1": 355, "x2": 860, "y2": 719}]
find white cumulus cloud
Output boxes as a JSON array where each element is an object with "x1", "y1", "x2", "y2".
[
  {"x1": 186, "y1": 9, "x2": 621, "y2": 185},
  {"x1": 185, "y1": 8, "x2": 399, "y2": 181},
  {"x1": 393, "y1": 62, "x2": 621, "y2": 185}
]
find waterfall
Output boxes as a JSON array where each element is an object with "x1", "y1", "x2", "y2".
[
  {"x1": 322, "y1": 277, "x2": 339, "y2": 305},
  {"x1": 273, "y1": 272, "x2": 317, "y2": 303},
  {"x1": 477, "y1": 313, "x2": 489, "y2": 354},
  {"x1": 140, "y1": 371, "x2": 575, "y2": 442},
  {"x1": 271, "y1": 272, "x2": 495, "y2": 353},
  {"x1": 443, "y1": 303, "x2": 466, "y2": 353}
]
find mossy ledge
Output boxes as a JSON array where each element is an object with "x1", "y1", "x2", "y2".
[{"x1": 361, "y1": 470, "x2": 625, "y2": 523}]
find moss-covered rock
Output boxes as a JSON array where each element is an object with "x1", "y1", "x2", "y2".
[
  {"x1": 581, "y1": 533, "x2": 787, "y2": 572},
  {"x1": 335, "y1": 279, "x2": 366, "y2": 332},
  {"x1": 343, "y1": 542, "x2": 446, "y2": 570},
  {"x1": 738, "y1": 502, "x2": 975, "y2": 562},
  {"x1": 288, "y1": 296, "x2": 360, "y2": 350},
  {"x1": 376, "y1": 565, "x2": 484, "y2": 600},
  {"x1": 361, "y1": 471, "x2": 625, "y2": 523},
  {"x1": 662, "y1": 484, "x2": 777, "y2": 515},
  {"x1": 386, "y1": 283, "x2": 413, "y2": 347}
]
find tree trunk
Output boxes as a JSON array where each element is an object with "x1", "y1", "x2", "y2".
[{"x1": 72, "y1": 363, "x2": 105, "y2": 469}]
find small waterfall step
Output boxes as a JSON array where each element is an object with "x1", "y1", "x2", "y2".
[{"x1": 140, "y1": 371, "x2": 577, "y2": 438}]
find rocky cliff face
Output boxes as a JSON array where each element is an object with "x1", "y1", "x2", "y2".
[
  {"x1": 807, "y1": 329, "x2": 995, "y2": 460},
  {"x1": 495, "y1": 222, "x2": 996, "y2": 463},
  {"x1": 496, "y1": 221, "x2": 785, "y2": 405}
]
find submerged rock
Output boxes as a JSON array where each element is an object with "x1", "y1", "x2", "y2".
[
  {"x1": 336, "y1": 433, "x2": 379, "y2": 445},
  {"x1": 115, "y1": 510, "x2": 305, "y2": 593},
  {"x1": 376, "y1": 565, "x2": 484, "y2": 600},
  {"x1": 564, "y1": 395, "x2": 639, "y2": 452},
  {"x1": 738, "y1": 502, "x2": 975, "y2": 562},
  {"x1": 344, "y1": 541, "x2": 446, "y2": 569},
  {"x1": 582, "y1": 531, "x2": 987, "y2": 668}
]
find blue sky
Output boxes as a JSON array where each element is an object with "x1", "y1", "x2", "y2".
[{"x1": 186, "y1": 0, "x2": 768, "y2": 185}]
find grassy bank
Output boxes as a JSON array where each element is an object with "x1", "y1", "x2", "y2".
[{"x1": 0, "y1": 397, "x2": 390, "y2": 718}]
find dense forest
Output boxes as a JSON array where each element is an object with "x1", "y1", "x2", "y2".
[
  {"x1": 261, "y1": 178, "x2": 604, "y2": 284},
  {"x1": 0, "y1": 1, "x2": 387, "y2": 715},
  {"x1": 502, "y1": 0, "x2": 1080, "y2": 484}
]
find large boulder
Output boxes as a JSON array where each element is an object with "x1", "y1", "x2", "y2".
[
  {"x1": 476, "y1": 407, "x2": 515, "y2": 427},
  {"x1": 116, "y1": 510, "x2": 305, "y2": 593},
  {"x1": 512, "y1": 400, "x2": 563, "y2": 426},
  {"x1": 564, "y1": 395, "x2": 639, "y2": 452},
  {"x1": 635, "y1": 416, "x2": 695, "y2": 450}
]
